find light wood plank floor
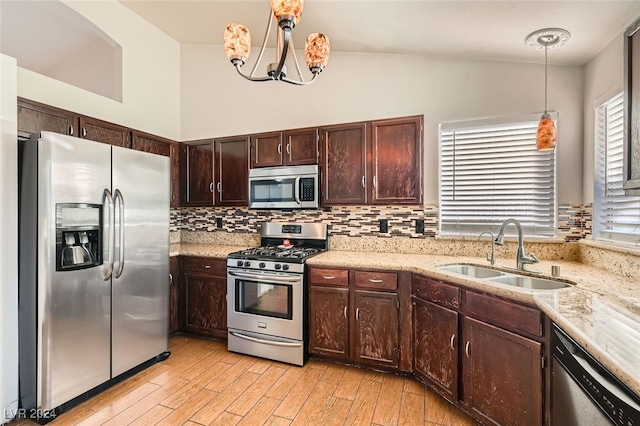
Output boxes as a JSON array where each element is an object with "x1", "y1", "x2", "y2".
[{"x1": 9, "y1": 335, "x2": 478, "y2": 426}]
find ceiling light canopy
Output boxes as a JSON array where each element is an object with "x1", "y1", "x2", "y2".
[
  {"x1": 223, "y1": 0, "x2": 330, "y2": 86},
  {"x1": 526, "y1": 28, "x2": 571, "y2": 151}
]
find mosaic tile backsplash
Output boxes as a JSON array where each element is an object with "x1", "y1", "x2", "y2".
[{"x1": 170, "y1": 204, "x2": 593, "y2": 242}]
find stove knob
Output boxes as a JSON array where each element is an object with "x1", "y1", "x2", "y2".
[
  {"x1": 275, "y1": 264, "x2": 281, "y2": 270},
  {"x1": 236, "y1": 260, "x2": 243, "y2": 267},
  {"x1": 244, "y1": 261, "x2": 251, "y2": 267},
  {"x1": 259, "y1": 262, "x2": 266, "y2": 268},
  {"x1": 282, "y1": 264, "x2": 289, "y2": 271}
]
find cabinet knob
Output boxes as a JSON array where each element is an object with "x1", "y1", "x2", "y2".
[{"x1": 203, "y1": 265, "x2": 211, "y2": 269}]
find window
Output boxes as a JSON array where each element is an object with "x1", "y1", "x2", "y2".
[
  {"x1": 594, "y1": 92, "x2": 640, "y2": 246},
  {"x1": 439, "y1": 113, "x2": 557, "y2": 237}
]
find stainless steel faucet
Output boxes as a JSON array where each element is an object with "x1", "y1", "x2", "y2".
[
  {"x1": 477, "y1": 231, "x2": 496, "y2": 266},
  {"x1": 494, "y1": 218, "x2": 540, "y2": 273}
]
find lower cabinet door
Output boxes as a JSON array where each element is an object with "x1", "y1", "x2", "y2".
[
  {"x1": 353, "y1": 290, "x2": 399, "y2": 367},
  {"x1": 309, "y1": 286, "x2": 349, "y2": 359},
  {"x1": 169, "y1": 257, "x2": 180, "y2": 334},
  {"x1": 413, "y1": 297, "x2": 458, "y2": 399},
  {"x1": 461, "y1": 316, "x2": 543, "y2": 426},
  {"x1": 184, "y1": 273, "x2": 227, "y2": 338}
]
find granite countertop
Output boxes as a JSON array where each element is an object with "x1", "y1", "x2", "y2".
[{"x1": 173, "y1": 243, "x2": 640, "y2": 396}]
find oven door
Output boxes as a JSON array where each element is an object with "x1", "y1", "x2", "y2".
[{"x1": 227, "y1": 268, "x2": 303, "y2": 341}]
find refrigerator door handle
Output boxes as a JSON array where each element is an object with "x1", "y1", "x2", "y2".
[
  {"x1": 114, "y1": 189, "x2": 125, "y2": 278},
  {"x1": 102, "y1": 188, "x2": 114, "y2": 280}
]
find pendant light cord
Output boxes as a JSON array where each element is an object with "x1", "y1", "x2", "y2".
[{"x1": 544, "y1": 43, "x2": 548, "y2": 114}]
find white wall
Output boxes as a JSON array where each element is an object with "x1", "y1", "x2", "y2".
[
  {"x1": 17, "y1": 0, "x2": 181, "y2": 140},
  {"x1": 0, "y1": 53, "x2": 18, "y2": 425},
  {"x1": 181, "y1": 44, "x2": 584, "y2": 204},
  {"x1": 583, "y1": 34, "x2": 625, "y2": 203}
]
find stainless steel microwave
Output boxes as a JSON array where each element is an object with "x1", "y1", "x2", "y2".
[{"x1": 248, "y1": 165, "x2": 319, "y2": 209}]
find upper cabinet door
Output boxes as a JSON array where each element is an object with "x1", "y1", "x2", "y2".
[
  {"x1": 284, "y1": 127, "x2": 318, "y2": 166},
  {"x1": 17, "y1": 98, "x2": 79, "y2": 139},
  {"x1": 184, "y1": 140, "x2": 214, "y2": 206},
  {"x1": 250, "y1": 132, "x2": 283, "y2": 168},
  {"x1": 214, "y1": 136, "x2": 249, "y2": 206},
  {"x1": 370, "y1": 115, "x2": 423, "y2": 204},
  {"x1": 80, "y1": 116, "x2": 131, "y2": 148},
  {"x1": 320, "y1": 122, "x2": 368, "y2": 204},
  {"x1": 132, "y1": 131, "x2": 181, "y2": 208}
]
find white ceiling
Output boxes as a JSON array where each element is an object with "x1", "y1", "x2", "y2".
[{"x1": 118, "y1": 0, "x2": 640, "y2": 66}]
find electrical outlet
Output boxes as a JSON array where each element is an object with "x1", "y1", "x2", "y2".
[
  {"x1": 216, "y1": 217, "x2": 223, "y2": 229},
  {"x1": 379, "y1": 219, "x2": 388, "y2": 233},
  {"x1": 416, "y1": 219, "x2": 425, "y2": 234}
]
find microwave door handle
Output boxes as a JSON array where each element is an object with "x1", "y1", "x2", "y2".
[
  {"x1": 294, "y1": 176, "x2": 301, "y2": 204},
  {"x1": 228, "y1": 270, "x2": 301, "y2": 283}
]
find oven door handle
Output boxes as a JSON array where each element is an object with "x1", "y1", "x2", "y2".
[
  {"x1": 228, "y1": 270, "x2": 302, "y2": 283},
  {"x1": 229, "y1": 331, "x2": 303, "y2": 348}
]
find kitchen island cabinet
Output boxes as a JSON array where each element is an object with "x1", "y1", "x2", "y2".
[{"x1": 180, "y1": 256, "x2": 227, "y2": 338}]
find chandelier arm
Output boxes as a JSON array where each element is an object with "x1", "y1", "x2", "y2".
[
  {"x1": 288, "y1": 36, "x2": 306, "y2": 82},
  {"x1": 273, "y1": 28, "x2": 291, "y2": 79},
  {"x1": 281, "y1": 72, "x2": 319, "y2": 86},
  {"x1": 235, "y1": 64, "x2": 273, "y2": 82},
  {"x1": 250, "y1": 6, "x2": 274, "y2": 78},
  {"x1": 544, "y1": 43, "x2": 548, "y2": 114}
]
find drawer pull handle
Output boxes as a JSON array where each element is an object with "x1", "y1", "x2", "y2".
[
  {"x1": 323, "y1": 276, "x2": 335, "y2": 280},
  {"x1": 368, "y1": 279, "x2": 383, "y2": 283},
  {"x1": 343, "y1": 306, "x2": 347, "y2": 318},
  {"x1": 450, "y1": 334, "x2": 455, "y2": 350},
  {"x1": 203, "y1": 265, "x2": 211, "y2": 269},
  {"x1": 465, "y1": 341, "x2": 471, "y2": 358}
]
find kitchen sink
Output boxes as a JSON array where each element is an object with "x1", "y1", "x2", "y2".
[
  {"x1": 437, "y1": 264, "x2": 505, "y2": 279},
  {"x1": 489, "y1": 275, "x2": 573, "y2": 290}
]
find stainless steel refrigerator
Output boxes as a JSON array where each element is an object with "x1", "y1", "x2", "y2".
[{"x1": 18, "y1": 131, "x2": 170, "y2": 419}]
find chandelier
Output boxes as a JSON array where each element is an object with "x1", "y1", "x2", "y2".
[
  {"x1": 526, "y1": 28, "x2": 570, "y2": 151},
  {"x1": 223, "y1": 0, "x2": 330, "y2": 85}
]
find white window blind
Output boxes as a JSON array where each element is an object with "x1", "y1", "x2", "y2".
[
  {"x1": 594, "y1": 92, "x2": 640, "y2": 246},
  {"x1": 439, "y1": 113, "x2": 557, "y2": 237}
]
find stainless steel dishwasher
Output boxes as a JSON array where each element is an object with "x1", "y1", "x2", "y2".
[{"x1": 552, "y1": 323, "x2": 640, "y2": 425}]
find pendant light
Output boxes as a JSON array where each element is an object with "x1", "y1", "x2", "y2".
[{"x1": 526, "y1": 28, "x2": 571, "y2": 151}]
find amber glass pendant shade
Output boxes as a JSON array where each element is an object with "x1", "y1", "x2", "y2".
[
  {"x1": 271, "y1": 0, "x2": 304, "y2": 22},
  {"x1": 304, "y1": 33, "x2": 330, "y2": 72},
  {"x1": 536, "y1": 113, "x2": 556, "y2": 151},
  {"x1": 223, "y1": 23, "x2": 251, "y2": 65}
]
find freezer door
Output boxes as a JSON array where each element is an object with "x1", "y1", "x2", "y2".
[
  {"x1": 111, "y1": 146, "x2": 170, "y2": 377},
  {"x1": 38, "y1": 132, "x2": 112, "y2": 410}
]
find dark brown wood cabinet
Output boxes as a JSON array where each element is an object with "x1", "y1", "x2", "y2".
[
  {"x1": 169, "y1": 256, "x2": 180, "y2": 334},
  {"x1": 413, "y1": 297, "x2": 459, "y2": 399},
  {"x1": 132, "y1": 131, "x2": 181, "y2": 208},
  {"x1": 309, "y1": 267, "x2": 401, "y2": 369},
  {"x1": 461, "y1": 317, "x2": 543, "y2": 426},
  {"x1": 214, "y1": 136, "x2": 249, "y2": 206},
  {"x1": 320, "y1": 122, "x2": 368, "y2": 204},
  {"x1": 250, "y1": 128, "x2": 318, "y2": 168},
  {"x1": 17, "y1": 98, "x2": 79, "y2": 138},
  {"x1": 320, "y1": 115, "x2": 423, "y2": 205},
  {"x1": 180, "y1": 256, "x2": 227, "y2": 338},
  {"x1": 79, "y1": 116, "x2": 131, "y2": 148},
  {"x1": 184, "y1": 140, "x2": 214, "y2": 206},
  {"x1": 250, "y1": 132, "x2": 284, "y2": 168},
  {"x1": 370, "y1": 116, "x2": 423, "y2": 204}
]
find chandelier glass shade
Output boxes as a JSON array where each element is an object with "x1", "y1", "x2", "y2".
[
  {"x1": 526, "y1": 28, "x2": 570, "y2": 151},
  {"x1": 223, "y1": 0, "x2": 330, "y2": 85}
]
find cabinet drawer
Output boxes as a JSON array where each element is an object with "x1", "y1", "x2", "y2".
[
  {"x1": 181, "y1": 256, "x2": 226, "y2": 276},
  {"x1": 412, "y1": 275, "x2": 460, "y2": 309},
  {"x1": 354, "y1": 270, "x2": 398, "y2": 291},
  {"x1": 464, "y1": 290, "x2": 541, "y2": 337},
  {"x1": 309, "y1": 268, "x2": 348, "y2": 287}
]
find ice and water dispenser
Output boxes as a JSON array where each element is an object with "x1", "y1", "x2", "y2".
[{"x1": 55, "y1": 203, "x2": 102, "y2": 271}]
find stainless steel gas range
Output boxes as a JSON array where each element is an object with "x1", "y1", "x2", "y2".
[{"x1": 226, "y1": 222, "x2": 328, "y2": 366}]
